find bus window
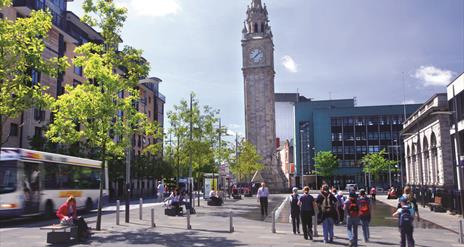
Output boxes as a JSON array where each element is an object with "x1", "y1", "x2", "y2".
[{"x1": 0, "y1": 160, "x2": 17, "y2": 194}]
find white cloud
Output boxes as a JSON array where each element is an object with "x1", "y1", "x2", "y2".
[
  {"x1": 414, "y1": 65, "x2": 455, "y2": 87},
  {"x1": 117, "y1": 0, "x2": 181, "y2": 18},
  {"x1": 281, "y1": 55, "x2": 298, "y2": 73}
]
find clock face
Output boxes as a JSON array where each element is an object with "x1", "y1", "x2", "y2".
[{"x1": 249, "y1": 48, "x2": 264, "y2": 64}]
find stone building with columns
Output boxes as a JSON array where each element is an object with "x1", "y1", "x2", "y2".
[{"x1": 402, "y1": 93, "x2": 455, "y2": 190}]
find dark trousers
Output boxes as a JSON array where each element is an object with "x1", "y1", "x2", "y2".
[
  {"x1": 291, "y1": 210, "x2": 300, "y2": 233},
  {"x1": 259, "y1": 197, "x2": 268, "y2": 216},
  {"x1": 301, "y1": 210, "x2": 313, "y2": 239},
  {"x1": 400, "y1": 226, "x2": 414, "y2": 247}
]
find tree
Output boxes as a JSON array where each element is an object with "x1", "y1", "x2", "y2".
[
  {"x1": 314, "y1": 151, "x2": 338, "y2": 180},
  {"x1": 0, "y1": 2, "x2": 68, "y2": 148},
  {"x1": 361, "y1": 149, "x2": 398, "y2": 182},
  {"x1": 46, "y1": 0, "x2": 160, "y2": 230},
  {"x1": 230, "y1": 140, "x2": 264, "y2": 182}
]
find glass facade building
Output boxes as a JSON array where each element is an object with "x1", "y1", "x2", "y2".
[{"x1": 294, "y1": 97, "x2": 421, "y2": 189}]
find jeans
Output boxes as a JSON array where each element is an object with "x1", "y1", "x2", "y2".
[
  {"x1": 259, "y1": 197, "x2": 268, "y2": 216},
  {"x1": 301, "y1": 210, "x2": 313, "y2": 239},
  {"x1": 291, "y1": 210, "x2": 300, "y2": 234},
  {"x1": 360, "y1": 215, "x2": 370, "y2": 241},
  {"x1": 322, "y1": 217, "x2": 335, "y2": 242},
  {"x1": 400, "y1": 225, "x2": 415, "y2": 247},
  {"x1": 347, "y1": 217, "x2": 360, "y2": 246}
]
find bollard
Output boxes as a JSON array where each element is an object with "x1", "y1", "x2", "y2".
[
  {"x1": 187, "y1": 207, "x2": 192, "y2": 230},
  {"x1": 151, "y1": 208, "x2": 156, "y2": 228},
  {"x1": 229, "y1": 211, "x2": 234, "y2": 233},
  {"x1": 460, "y1": 219, "x2": 463, "y2": 243},
  {"x1": 272, "y1": 209, "x2": 276, "y2": 233},
  {"x1": 313, "y1": 207, "x2": 318, "y2": 237},
  {"x1": 116, "y1": 200, "x2": 120, "y2": 225},
  {"x1": 139, "y1": 198, "x2": 143, "y2": 220}
]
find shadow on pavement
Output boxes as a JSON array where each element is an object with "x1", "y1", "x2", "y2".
[{"x1": 86, "y1": 228, "x2": 245, "y2": 247}]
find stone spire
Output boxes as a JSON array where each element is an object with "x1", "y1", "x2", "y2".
[
  {"x1": 251, "y1": 0, "x2": 262, "y2": 9},
  {"x1": 243, "y1": 0, "x2": 272, "y2": 38}
]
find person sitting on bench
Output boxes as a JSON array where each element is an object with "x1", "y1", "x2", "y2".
[
  {"x1": 56, "y1": 196, "x2": 90, "y2": 241},
  {"x1": 209, "y1": 190, "x2": 223, "y2": 205}
]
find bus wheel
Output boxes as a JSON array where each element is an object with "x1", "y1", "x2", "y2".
[
  {"x1": 85, "y1": 198, "x2": 94, "y2": 212},
  {"x1": 44, "y1": 200, "x2": 54, "y2": 218}
]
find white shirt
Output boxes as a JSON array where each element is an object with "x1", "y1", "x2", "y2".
[
  {"x1": 257, "y1": 187, "x2": 269, "y2": 198},
  {"x1": 157, "y1": 184, "x2": 164, "y2": 193}
]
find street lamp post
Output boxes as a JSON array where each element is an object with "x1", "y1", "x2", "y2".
[{"x1": 299, "y1": 129, "x2": 304, "y2": 189}]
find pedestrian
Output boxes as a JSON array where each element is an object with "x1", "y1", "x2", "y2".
[
  {"x1": 316, "y1": 184, "x2": 339, "y2": 244},
  {"x1": 358, "y1": 189, "x2": 371, "y2": 243},
  {"x1": 370, "y1": 186, "x2": 376, "y2": 201},
  {"x1": 336, "y1": 191, "x2": 346, "y2": 224},
  {"x1": 257, "y1": 182, "x2": 269, "y2": 217},
  {"x1": 393, "y1": 196, "x2": 415, "y2": 247},
  {"x1": 157, "y1": 181, "x2": 165, "y2": 201},
  {"x1": 397, "y1": 186, "x2": 420, "y2": 221},
  {"x1": 289, "y1": 187, "x2": 301, "y2": 234},
  {"x1": 344, "y1": 190, "x2": 360, "y2": 247},
  {"x1": 298, "y1": 186, "x2": 316, "y2": 240}
]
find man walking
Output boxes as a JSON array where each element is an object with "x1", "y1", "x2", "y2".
[
  {"x1": 358, "y1": 189, "x2": 371, "y2": 243},
  {"x1": 289, "y1": 187, "x2": 301, "y2": 234},
  {"x1": 316, "y1": 184, "x2": 339, "y2": 244},
  {"x1": 257, "y1": 182, "x2": 269, "y2": 217},
  {"x1": 344, "y1": 190, "x2": 360, "y2": 247},
  {"x1": 298, "y1": 186, "x2": 316, "y2": 240},
  {"x1": 157, "y1": 181, "x2": 165, "y2": 201}
]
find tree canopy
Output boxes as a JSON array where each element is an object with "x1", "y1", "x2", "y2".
[
  {"x1": 46, "y1": 0, "x2": 161, "y2": 230},
  {"x1": 314, "y1": 151, "x2": 339, "y2": 179},
  {"x1": 0, "y1": 3, "x2": 68, "y2": 147},
  {"x1": 361, "y1": 149, "x2": 398, "y2": 178},
  {"x1": 230, "y1": 139, "x2": 264, "y2": 182}
]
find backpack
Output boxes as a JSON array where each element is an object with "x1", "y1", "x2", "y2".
[
  {"x1": 348, "y1": 197, "x2": 359, "y2": 217},
  {"x1": 358, "y1": 197, "x2": 370, "y2": 217},
  {"x1": 399, "y1": 206, "x2": 413, "y2": 227},
  {"x1": 290, "y1": 194, "x2": 299, "y2": 210},
  {"x1": 322, "y1": 194, "x2": 334, "y2": 213}
]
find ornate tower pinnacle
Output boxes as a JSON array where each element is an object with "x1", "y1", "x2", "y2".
[{"x1": 243, "y1": 0, "x2": 272, "y2": 39}]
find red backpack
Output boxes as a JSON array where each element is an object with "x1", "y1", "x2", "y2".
[
  {"x1": 348, "y1": 197, "x2": 359, "y2": 217},
  {"x1": 358, "y1": 197, "x2": 370, "y2": 217}
]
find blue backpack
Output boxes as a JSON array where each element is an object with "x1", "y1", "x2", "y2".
[{"x1": 399, "y1": 206, "x2": 413, "y2": 227}]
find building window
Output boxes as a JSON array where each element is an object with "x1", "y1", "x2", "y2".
[
  {"x1": 72, "y1": 79, "x2": 82, "y2": 87},
  {"x1": 74, "y1": 65, "x2": 83, "y2": 76},
  {"x1": 9, "y1": 123, "x2": 18, "y2": 137},
  {"x1": 148, "y1": 111, "x2": 151, "y2": 118},
  {"x1": 31, "y1": 69, "x2": 40, "y2": 85},
  {"x1": 34, "y1": 127, "x2": 42, "y2": 137},
  {"x1": 34, "y1": 108, "x2": 46, "y2": 122}
]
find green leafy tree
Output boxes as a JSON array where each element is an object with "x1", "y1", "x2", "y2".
[
  {"x1": 0, "y1": 3, "x2": 68, "y2": 148},
  {"x1": 46, "y1": 0, "x2": 160, "y2": 230},
  {"x1": 361, "y1": 149, "x2": 398, "y2": 181},
  {"x1": 231, "y1": 140, "x2": 264, "y2": 182},
  {"x1": 314, "y1": 151, "x2": 339, "y2": 180}
]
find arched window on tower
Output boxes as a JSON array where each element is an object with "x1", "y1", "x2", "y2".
[
  {"x1": 254, "y1": 23, "x2": 258, "y2": 33},
  {"x1": 261, "y1": 23, "x2": 265, "y2": 33}
]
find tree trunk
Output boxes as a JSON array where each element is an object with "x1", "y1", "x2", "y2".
[{"x1": 96, "y1": 143, "x2": 107, "y2": 231}]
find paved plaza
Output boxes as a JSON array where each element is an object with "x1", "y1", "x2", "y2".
[{"x1": 1, "y1": 194, "x2": 464, "y2": 246}]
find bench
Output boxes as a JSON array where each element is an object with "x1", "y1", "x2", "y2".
[
  {"x1": 427, "y1": 196, "x2": 445, "y2": 212},
  {"x1": 40, "y1": 224, "x2": 77, "y2": 244}
]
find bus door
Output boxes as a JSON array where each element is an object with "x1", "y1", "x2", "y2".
[{"x1": 23, "y1": 162, "x2": 41, "y2": 214}]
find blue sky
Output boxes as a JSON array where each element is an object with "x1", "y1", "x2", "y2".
[{"x1": 68, "y1": 0, "x2": 464, "y2": 136}]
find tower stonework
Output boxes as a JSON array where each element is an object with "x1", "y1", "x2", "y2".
[{"x1": 242, "y1": 0, "x2": 287, "y2": 191}]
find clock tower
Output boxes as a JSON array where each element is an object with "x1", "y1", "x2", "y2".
[{"x1": 242, "y1": 0, "x2": 286, "y2": 191}]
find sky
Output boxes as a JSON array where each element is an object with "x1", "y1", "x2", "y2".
[{"x1": 68, "y1": 0, "x2": 464, "y2": 136}]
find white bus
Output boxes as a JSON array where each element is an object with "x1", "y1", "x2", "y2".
[{"x1": 0, "y1": 148, "x2": 108, "y2": 218}]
